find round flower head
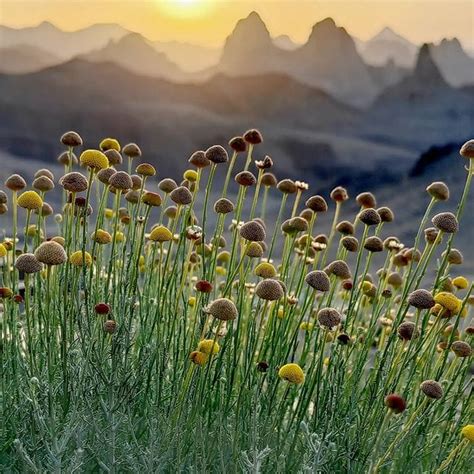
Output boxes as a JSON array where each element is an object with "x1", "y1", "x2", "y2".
[
  {"x1": 35, "y1": 168, "x2": 54, "y2": 180},
  {"x1": 426, "y1": 181, "x2": 450, "y2": 201},
  {"x1": 342, "y1": 236, "x2": 359, "y2": 252},
  {"x1": 95, "y1": 303, "x2": 110, "y2": 315},
  {"x1": 325, "y1": 260, "x2": 351, "y2": 280},
  {"x1": 17, "y1": 191, "x2": 43, "y2": 210},
  {"x1": 99, "y1": 138, "x2": 121, "y2": 152},
  {"x1": 397, "y1": 322, "x2": 418, "y2": 341},
  {"x1": 245, "y1": 242, "x2": 264, "y2": 258},
  {"x1": 214, "y1": 197, "x2": 234, "y2": 214},
  {"x1": 356, "y1": 192, "x2": 376, "y2": 209},
  {"x1": 255, "y1": 155, "x2": 273, "y2": 169},
  {"x1": 36, "y1": 202, "x2": 53, "y2": 217},
  {"x1": 255, "y1": 279, "x2": 284, "y2": 301},
  {"x1": 92, "y1": 229, "x2": 112, "y2": 245},
  {"x1": 460, "y1": 139, "x2": 474, "y2": 159},
  {"x1": 0, "y1": 287, "x2": 13, "y2": 299},
  {"x1": 149, "y1": 225, "x2": 173, "y2": 242},
  {"x1": 156, "y1": 179, "x2": 176, "y2": 195},
  {"x1": 189, "y1": 350, "x2": 208, "y2": 366},
  {"x1": 125, "y1": 190, "x2": 139, "y2": 204},
  {"x1": 207, "y1": 298, "x2": 238, "y2": 321},
  {"x1": 364, "y1": 236, "x2": 384, "y2": 253},
  {"x1": 243, "y1": 129, "x2": 263, "y2": 145},
  {"x1": 277, "y1": 179, "x2": 297, "y2": 194},
  {"x1": 255, "y1": 262, "x2": 277, "y2": 279},
  {"x1": 104, "y1": 149, "x2": 122, "y2": 166},
  {"x1": 446, "y1": 248, "x2": 463, "y2": 265},
  {"x1": 60, "y1": 131, "x2": 83, "y2": 147},
  {"x1": 97, "y1": 168, "x2": 115, "y2": 185},
  {"x1": 256, "y1": 361, "x2": 269, "y2": 373},
  {"x1": 122, "y1": 143, "x2": 142, "y2": 158},
  {"x1": 69, "y1": 250, "x2": 92, "y2": 267},
  {"x1": 57, "y1": 150, "x2": 78, "y2": 166},
  {"x1": 408, "y1": 289, "x2": 435, "y2": 309},
  {"x1": 420, "y1": 380, "x2": 443, "y2": 400},
  {"x1": 317, "y1": 307, "x2": 342, "y2": 330},
  {"x1": 384, "y1": 394, "x2": 406, "y2": 414},
  {"x1": 35, "y1": 241, "x2": 67, "y2": 266},
  {"x1": 0, "y1": 190, "x2": 7, "y2": 204},
  {"x1": 434, "y1": 292, "x2": 462, "y2": 313},
  {"x1": 424, "y1": 227, "x2": 439, "y2": 244},
  {"x1": 261, "y1": 173, "x2": 277, "y2": 187},
  {"x1": 451, "y1": 341, "x2": 472, "y2": 358},
  {"x1": 336, "y1": 221, "x2": 354, "y2": 235},
  {"x1": 452, "y1": 276, "x2": 469, "y2": 290},
  {"x1": 170, "y1": 186, "x2": 192, "y2": 206},
  {"x1": 432, "y1": 212, "x2": 458, "y2": 234},
  {"x1": 228, "y1": 136, "x2": 247, "y2": 153},
  {"x1": 188, "y1": 150, "x2": 210, "y2": 168},
  {"x1": 330, "y1": 186, "x2": 349, "y2": 202},
  {"x1": 283, "y1": 217, "x2": 308, "y2": 234},
  {"x1": 183, "y1": 170, "x2": 198, "y2": 183},
  {"x1": 205, "y1": 145, "x2": 228, "y2": 164},
  {"x1": 142, "y1": 191, "x2": 162, "y2": 207},
  {"x1": 278, "y1": 363, "x2": 304, "y2": 384},
  {"x1": 5, "y1": 174, "x2": 27, "y2": 191},
  {"x1": 136, "y1": 163, "x2": 156, "y2": 177},
  {"x1": 108, "y1": 171, "x2": 132, "y2": 191},
  {"x1": 240, "y1": 220, "x2": 266, "y2": 242},
  {"x1": 197, "y1": 339, "x2": 220, "y2": 355},
  {"x1": 305, "y1": 271, "x2": 330, "y2": 292},
  {"x1": 15, "y1": 253, "x2": 43, "y2": 274},
  {"x1": 299, "y1": 209, "x2": 313, "y2": 221},
  {"x1": 461, "y1": 425, "x2": 474, "y2": 442},
  {"x1": 377, "y1": 207, "x2": 394, "y2": 223},
  {"x1": 79, "y1": 149, "x2": 109, "y2": 171},
  {"x1": 104, "y1": 320, "x2": 117, "y2": 334},
  {"x1": 358, "y1": 208, "x2": 381, "y2": 226},
  {"x1": 235, "y1": 171, "x2": 256, "y2": 187},
  {"x1": 0, "y1": 244, "x2": 7, "y2": 258},
  {"x1": 195, "y1": 280, "x2": 213, "y2": 293},
  {"x1": 60, "y1": 172, "x2": 89, "y2": 193},
  {"x1": 32, "y1": 176, "x2": 54, "y2": 193}
]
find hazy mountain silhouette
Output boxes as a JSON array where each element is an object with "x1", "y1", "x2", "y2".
[{"x1": 0, "y1": 44, "x2": 61, "y2": 73}]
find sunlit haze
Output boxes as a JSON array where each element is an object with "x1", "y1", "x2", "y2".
[{"x1": 1, "y1": 0, "x2": 473, "y2": 48}]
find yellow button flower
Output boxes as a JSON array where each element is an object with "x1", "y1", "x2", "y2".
[
  {"x1": 434, "y1": 292, "x2": 462, "y2": 313},
  {"x1": 0, "y1": 244, "x2": 7, "y2": 258},
  {"x1": 452, "y1": 276, "x2": 469, "y2": 290},
  {"x1": 80, "y1": 149, "x2": 109, "y2": 171},
  {"x1": 461, "y1": 425, "x2": 474, "y2": 442},
  {"x1": 278, "y1": 363, "x2": 305, "y2": 384},
  {"x1": 99, "y1": 138, "x2": 121, "y2": 152},
  {"x1": 149, "y1": 225, "x2": 173, "y2": 243},
  {"x1": 197, "y1": 339, "x2": 220, "y2": 355},
  {"x1": 17, "y1": 191, "x2": 43, "y2": 210},
  {"x1": 69, "y1": 251, "x2": 92, "y2": 267},
  {"x1": 189, "y1": 350, "x2": 208, "y2": 366}
]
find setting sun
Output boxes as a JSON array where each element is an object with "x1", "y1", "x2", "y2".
[{"x1": 156, "y1": 0, "x2": 215, "y2": 19}]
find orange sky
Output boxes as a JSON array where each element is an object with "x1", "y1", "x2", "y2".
[{"x1": 1, "y1": 1, "x2": 473, "y2": 48}]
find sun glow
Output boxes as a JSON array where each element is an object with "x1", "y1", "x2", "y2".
[{"x1": 156, "y1": 0, "x2": 215, "y2": 19}]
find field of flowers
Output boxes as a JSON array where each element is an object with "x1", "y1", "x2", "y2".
[{"x1": 0, "y1": 130, "x2": 473, "y2": 472}]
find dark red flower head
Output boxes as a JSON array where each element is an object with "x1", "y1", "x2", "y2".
[
  {"x1": 195, "y1": 280, "x2": 213, "y2": 293},
  {"x1": 95, "y1": 303, "x2": 111, "y2": 315}
]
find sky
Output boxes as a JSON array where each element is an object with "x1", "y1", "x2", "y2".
[{"x1": 1, "y1": 0, "x2": 473, "y2": 48}]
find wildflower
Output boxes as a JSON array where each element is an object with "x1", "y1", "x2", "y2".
[
  {"x1": 255, "y1": 262, "x2": 276, "y2": 279},
  {"x1": 109, "y1": 171, "x2": 133, "y2": 190},
  {"x1": 136, "y1": 163, "x2": 156, "y2": 177},
  {"x1": 255, "y1": 279, "x2": 284, "y2": 301},
  {"x1": 99, "y1": 138, "x2": 121, "y2": 152},
  {"x1": 149, "y1": 225, "x2": 173, "y2": 243},
  {"x1": 377, "y1": 207, "x2": 394, "y2": 223},
  {"x1": 277, "y1": 179, "x2": 297, "y2": 194},
  {"x1": 57, "y1": 151, "x2": 78, "y2": 166},
  {"x1": 256, "y1": 361, "x2": 269, "y2": 373},
  {"x1": 240, "y1": 220, "x2": 266, "y2": 242},
  {"x1": 426, "y1": 181, "x2": 450, "y2": 201},
  {"x1": 397, "y1": 322, "x2": 418, "y2": 341},
  {"x1": 0, "y1": 203, "x2": 8, "y2": 214},
  {"x1": 60, "y1": 172, "x2": 88, "y2": 193},
  {"x1": 104, "y1": 149, "x2": 122, "y2": 166},
  {"x1": 69, "y1": 251, "x2": 92, "y2": 267},
  {"x1": 95, "y1": 303, "x2": 111, "y2": 315},
  {"x1": 330, "y1": 186, "x2": 349, "y2": 202},
  {"x1": 17, "y1": 191, "x2": 43, "y2": 211},
  {"x1": 261, "y1": 173, "x2": 277, "y2": 187},
  {"x1": 358, "y1": 208, "x2": 381, "y2": 226},
  {"x1": 5, "y1": 174, "x2": 27, "y2": 191},
  {"x1": 300, "y1": 322, "x2": 314, "y2": 331},
  {"x1": 97, "y1": 168, "x2": 115, "y2": 185},
  {"x1": 205, "y1": 145, "x2": 228, "y2": 164},
  {"x1": 197, "y1": 339, "x2": 220, "y2": 355},
  {"x1": 408, "y1": 289, "x2": 435, "y2": 309},
  {"x1": 342, "y1": 236, "x2": 359, "y2": 252},
  {"x1": 452, "y1": 276, "x2": 469, "y2": 290},
  {"x1": 190, "y1": 351, "x2": 208, "y2": 366},
  {"x1": 317, "y1": 308, "x2": 342, "y2": 330},
  {"x1": 158, "y1": 178, "x2": 177, "y2": 194},
  {"x1": 80, "y1": 149, "x2": 109, "y2": 171},
  {"x1": 336, "y1": 221, "x2": 354, "y2": 235},
  {"x1": 122, "y1": 143, "x2": 142, "y2": 158},
  {"x1": 142, "y1": 191, "x2": 162, "y2": 207},
  {"x1": 214, "y1": 197, "x2": 234, "y2": 215},
  {"x1": 235, "y1": 171, "x2": 257, "y2": 187},
  {"x1": 325, "y1": 260, "x2": 351, "y2": 280},
  {"x1": 0, "y1": 287, "x2": 13, "y2": 298},
  {"x1": 103, "y1": 320, "x2": 117, "y2": 334},
  {"x1": 207, "y1": 298, "x2": 238, "y2": 321},
  {"x1": 33, "y1": 176, "x2": 54, "y2": 193},
  {"x1": 356, "y1": 192, "x2": 376, "y2": 208},
  {"x1": 170, "y1": 186, "x2": 193, "y2": 206},
  {"x1": 387, "y1": 272, "x2": 403, "y2": 288},
  {"x1": 229, "y1": 136, "x2": 247, "y2": 153},
  {"x1": 0, "y1": 191, "x2": 7, "y2": 204},
  {"x1": 337, "y1": 333, "x2": 351, "y2": 345},
  {"x1": 255, "y1": 155, "x2": 273, "y2": 169},
  {"x1": 420, "y1": 380, "x2": 443, "y2": 399},
  {"x1": 278, "y1": 363, "x2": 305, "y2": 384},
  {"x1": 305, "y1": 271, "x2": 330, "y2": 292},
  {"x1": 0, "y1": 244, "x2": 7, "y2": 258},
  {"x1": 364, "y1": 236, "x2": 384, "y2": 252},
  {"x1": 434, "y1": 292, "x2": 462, "y2": 313},
  {"x1": 246, "y1": 242, "x2": 264, "y2": 258},
  {"x1": 459, "y1": 139, "x2": 474, "y2": 159},
  {"x1": 432, "y1": 212, "x2": 459, "y2": 234},
  {"x1": 35, "y1": 241, "x2": 67, "y2": 266},
  {"x1": 243, "y1": 129, "x2": 263, "y2": 145},
  {"x1": 384, "y1": 394, "x2": 407, "y2": 414},
  {"x1": 451, "y1": 341, "x2": 472, "y2": 358},
  {"x1": 446, "y1": 249, "x2": 463, "y2": 265},
  {"x1": 461, "y1": 425, "x2": 474, "y2": 442},
  {"x1": 61, "y1": 130, "x2": 83, "y2": 147}
]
